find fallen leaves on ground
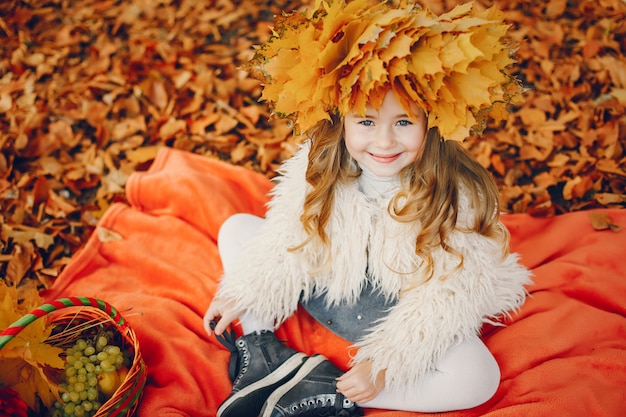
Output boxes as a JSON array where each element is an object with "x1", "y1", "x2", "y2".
[{"x1": 0, "y1": 0, "x2": 624, "y2": 291}]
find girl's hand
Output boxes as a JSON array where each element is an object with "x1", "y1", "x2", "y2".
[
  {"x1": 203, "y1": 297, "x2": 241, "y2": 336},
  {"x1": 336, "y1": 361, "x2": 385, "y2": 404}
]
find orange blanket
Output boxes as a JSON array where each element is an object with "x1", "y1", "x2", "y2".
[{"x1": 45, "y1": 147, "x2": 626, "y2": 417}]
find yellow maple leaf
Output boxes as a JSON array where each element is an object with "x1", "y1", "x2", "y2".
[
  {"x1": 379, "y1": 32, "x2": 414, "y2": 62},
  {"x1": 449, "y1": 68, "x2": 494, "y2": 108},
  {"x1": 439, "y1": 34, "x2": 474, "y2": 72},
  {"x1": 439, "y1": 0, "x2": 474, "y2": 20},
  {"x1": 0, "y1": 283, "x2": 64, "y2": 412},
  {"x1": 487, "y1": 101, "x2": 511, "y2": 125},
  {"x1": 410, "y1": 46, "x2": 443, "y2": 78}
]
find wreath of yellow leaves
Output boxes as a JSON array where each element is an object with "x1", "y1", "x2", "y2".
[{"x1": 245, "y1": 0, "x2": 523, "y2": 141}]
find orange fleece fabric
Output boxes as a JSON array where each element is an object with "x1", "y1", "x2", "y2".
[{"x1": 45, "y1": 147, "x2": 626, "y2": 417}]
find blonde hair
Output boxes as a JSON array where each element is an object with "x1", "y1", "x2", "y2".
[{"x1": 298, "y1": 118, "x2": 510, "y2": 279}]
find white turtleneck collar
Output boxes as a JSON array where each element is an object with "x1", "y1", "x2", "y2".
[{"x1": 357, "y1": 164, "x2": 400, "y2": 200}]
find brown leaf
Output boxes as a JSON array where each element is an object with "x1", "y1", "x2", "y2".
[
  {"x1": 4, "y1": 242, "x2": 35, "y2": 287},
  {"x1": 583, "y1": 39, "x2": 603, "y2": 60},
  {"x1": 111, "y1": 116, "x2": 147, "y2": 141},
  {"x1": 589, "y1": 211, "x2": 622, "y2": 232},
  {"x1": 159, "y1": 117, "x2": 187, "y2": 139},
  {"x1": 596, "y1": 159, "x2": 626, "y2": 177}
]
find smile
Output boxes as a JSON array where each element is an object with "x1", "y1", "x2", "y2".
[{"x1": 368, "y1": 152, "x2": 402, "y2": 163}]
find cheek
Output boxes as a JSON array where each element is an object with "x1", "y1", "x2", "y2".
[
  {"x1": 343, "y1": 128, "x2": 365, "y2": 154},
  {"x1": 402, "y1": 130, "x2": 427, "y2": 154}
]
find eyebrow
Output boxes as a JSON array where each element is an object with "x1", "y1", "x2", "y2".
[{"x1": 361, "y1": 113, "x2": 412, "y2": 118}]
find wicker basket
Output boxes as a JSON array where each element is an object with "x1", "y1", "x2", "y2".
[{"x1": 0, "y1": 296, "x2": 147, "y2": 417}]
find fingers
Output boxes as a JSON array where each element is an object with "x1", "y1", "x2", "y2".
[
  {"x1": 211, "y1": 316, "x2": 232, "y2": 336},
  {"x1": 336, "y1": 364, "x2": 384, "y2": 404},
  {"x1": 204, "y1": 301, "x2": 231, "y2": 336},
  {"x1": 336, "y1": 381, "x2": 378, "y2": 404},
  {"x1": 204, "y1": 299, "x2": 242, "y2": 336},
  {"x1": 203, "y1": 303, "x2": 221, "y2": 335}
]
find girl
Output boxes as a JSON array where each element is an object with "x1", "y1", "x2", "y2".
[{"x1": 205, "y1": 1, "x2": 532, "y2": 416}]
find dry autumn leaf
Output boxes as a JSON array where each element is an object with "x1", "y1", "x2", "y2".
[
  {"x1": 0, "y1": 0, "x2": 623, "y2": 306},
  {"x1": 589, "y1": 211, "x2": 622, "y2": 232}
]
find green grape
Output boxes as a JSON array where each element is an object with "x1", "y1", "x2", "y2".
[
  {"x1": 66, "y1": 355, "x2": 77, "y2": 365},
  {"x1": 88, "y1": 376, "x2": 98, "y2": 387},
  {"x1": 104, "y1": 345, "x2": 121, "y2": 355},
  {"x1": 79, "y1": 390, "x2": 88, "y2": 401},
  {"x1": 68, "y1": 376, "x2": 78, "y2": 384},
  {"x1": 74, "y1": 382, "x2": 85, "y2": 392},
  {"x1": 114, "y1": 355, "x2": 124, "y2": 368},
  {"x1": 61, "y1": 392, "x2": 71, "y2": 403},
  {"x1": 85, "y1": 363, "x2": 95, "y2": 373},
  {"x1": 82, "y1": 401, "x2": 93, "y2": 412},
  {"x1": 74, "y1": 404, "x2": 85, "y2": 417},
  {"x1": 78, "y1": 367, "x2": 87, "y2": 375},
  {"x1": 87, "y1": 387, "x2": 98, "y2": 401},
  {"x1": 89, "y1": 354, "x2": 98, "y2": 363},
  {"x1": 73, "y1": 360, "x2": 84, "y2": 369},
  {"x1": 84, "y1": 346, "x2": 96, "y2": 356},
  {"x1": 69, "y1": 390, "x2": 80, "y2": 403},
  {"x1": 76, "y1": 339, "x2": 87, "y2": 351},
  {"x1": 96, "y1": 351, "x2": 108, "y2": 362},
  {"x1": 65, "y1": 366, "x2": 77, "y2": 377},
  {"x1": 63, "y1": 402, "x2": 75, "y2": 415},
  {"x1": 96, "y1": 335, "x2": 108, "y2": 351},
  {"x1": 100, "y1": 359, "x2": 113, "y2": 371}
]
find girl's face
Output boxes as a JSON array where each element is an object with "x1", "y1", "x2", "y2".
[{"x1": 344, "y1": 90, "x2": 427, "y2": 177}]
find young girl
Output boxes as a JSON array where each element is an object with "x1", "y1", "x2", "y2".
[{"x1": 204, "y1": 1, "x2": 532, "y2": 416}]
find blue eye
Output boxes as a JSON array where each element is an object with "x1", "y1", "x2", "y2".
[
  {"x1": 359, "y1": 120, "x2": 374, "y2": 127},
  {"x1": 397, "y1": 119, "x2": 413, "y2": 126}
]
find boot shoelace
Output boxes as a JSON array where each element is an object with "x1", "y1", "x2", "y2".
[{"x1": 210, "y1": 322, "x2": 240, "y2": 382}]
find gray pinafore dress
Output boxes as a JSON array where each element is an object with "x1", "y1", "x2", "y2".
[{"x1": 300, "y1": 165, "x2": 400, "y2": 343}]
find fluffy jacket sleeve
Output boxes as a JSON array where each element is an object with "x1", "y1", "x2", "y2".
[
  {"x1": 351, "y1": 213, "x2": 533, "y2": 394},
  {"x1": 214, "y1": 143, "x2": 314, "y2": 326}
]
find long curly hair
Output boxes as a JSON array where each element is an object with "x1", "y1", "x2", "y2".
[{"x1": 298, "y1": 116, "x2": 510, "y2": 280}]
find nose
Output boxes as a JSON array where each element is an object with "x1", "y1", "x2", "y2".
[{"x1": 374, "y1": 125, "x2": 396, "y2": 149}]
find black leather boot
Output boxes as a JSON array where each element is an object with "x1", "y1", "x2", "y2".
[
  {"x1": 214, "y1": 328, "x2": 308, "y2": 417},
  {"x1": 259, "y1": 354, "x2": 362, "y2": 417}
]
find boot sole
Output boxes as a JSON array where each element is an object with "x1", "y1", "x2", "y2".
[
  {"x1": 217, "y1": 352, "x2": 308, "y2": 417},
  {"x1": 259, "y1": 354, "x2": 328, "y2": 417}
]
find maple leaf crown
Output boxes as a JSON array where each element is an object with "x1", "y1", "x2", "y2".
[{"x1": 244, "y1": 0, "x2": 523, "y2": 142}]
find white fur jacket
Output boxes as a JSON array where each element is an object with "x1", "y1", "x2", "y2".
[{"x1": 215, "y1": 141, "x2": 532, "y2": 393}]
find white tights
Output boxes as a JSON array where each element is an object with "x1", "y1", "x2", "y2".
[{"x1": 217, "y1": 213, "x2": 500, "y2": 413}]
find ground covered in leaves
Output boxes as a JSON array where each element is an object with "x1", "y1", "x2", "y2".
[{"x1": 0, "y1": 0, "x2": 625, "y2": 294}]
